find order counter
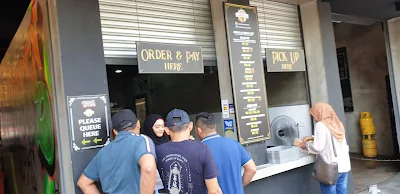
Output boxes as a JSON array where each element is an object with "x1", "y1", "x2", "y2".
[{"x1": 248, "y1": 155, "x2": 315, "y2": 182}]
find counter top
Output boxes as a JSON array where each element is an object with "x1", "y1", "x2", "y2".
[{"x1": 251, "y1": 155, "x2": 315, "y2": 182}]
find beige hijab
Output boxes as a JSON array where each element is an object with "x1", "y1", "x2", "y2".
[{"x1": 309, "y1": 102, "x2": 345, "y2": 143}]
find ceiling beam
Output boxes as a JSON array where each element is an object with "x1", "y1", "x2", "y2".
[{"x1": 331, "y1": 13, "x2": 382, "y2": 26}]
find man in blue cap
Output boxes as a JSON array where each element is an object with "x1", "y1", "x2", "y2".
[
  {"x1": 156, "y1": 109, "x2": 222, "y2": 194},
  {"x1": 77, "y1": 109, "x2": 157, "y2": 194}
]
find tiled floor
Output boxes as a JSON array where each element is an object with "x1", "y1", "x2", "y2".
[
  {"x1": 357, "y1": 173, "x2": 400, "y2": 194},
  {"x1": 350, "y1": 155, "x2": 400, "y2": 193}
]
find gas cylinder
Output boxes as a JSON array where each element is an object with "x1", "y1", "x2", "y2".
[
  {"x1": 360, "y1": 112, "x2": 376, "y2": 135},
  {"x1": 362, "y1": 135, "x2": 377, "y2": 158}
]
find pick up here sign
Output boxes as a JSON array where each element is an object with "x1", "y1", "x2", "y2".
[{"x1": 266, "y1": 49, "x2": 306, "y2": 72}]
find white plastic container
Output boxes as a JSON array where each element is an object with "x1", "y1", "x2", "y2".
[{"x1": 267, "y1": 146, "x2": 301, "y2": 164}]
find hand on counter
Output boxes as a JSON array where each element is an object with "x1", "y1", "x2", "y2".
[
  {"x1": 298, "y1": 141, "x2": 307, "y2": 150},
  {"x1": 302, "y1": 136, "x2": 314, "y2": 142},
  {"x1": 293, "y1": 137, "x2": 308, "y2": 150}
]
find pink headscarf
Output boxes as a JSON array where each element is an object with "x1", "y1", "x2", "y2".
[{"x1": 310, "y1": 103, "x2": 345, "y2": 142}]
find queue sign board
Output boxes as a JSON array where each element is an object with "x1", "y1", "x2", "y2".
[
  {"x1": 224, "y1": 3, "x2": 271, "y2": 144},
  {"x1": 67, "y1": 95, "x2": 110, "y2": 152},
  {"x1": 266, "y1": 49, "x2": 306, "y2": 72},
  {"x1": 137, "y1": 42, "x2": 204, "y2": 74}
]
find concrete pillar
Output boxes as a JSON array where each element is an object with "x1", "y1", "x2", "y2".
[
  {"x1": 48, "y1": 0, "x2": 109, "y2": 193},
  {"x1": 300, "y1": 0, "x2": 345, "y2": 122},
  {"x1": 300, "y1": 1, "x2": 354, "y2": 193},
  {"x1": 386, "y1": 18, "x2": 400, "y2": 153},
  {"x1": 210, "y1": 0, "x2": 238, "y2": 139}
]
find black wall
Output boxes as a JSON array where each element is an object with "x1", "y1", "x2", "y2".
[
  {"x1": 54, "y1": 0, "x2": 109, "y2": 193},
  {"x1": 228, "y1": 0, "x2": 250, "y2": 6}
]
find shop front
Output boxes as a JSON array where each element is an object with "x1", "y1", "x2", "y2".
[
  {"x1": 2, "y1": 0, "x2": 379, "y2": 193},
  {"x1": 98, "y1": 0, "x2": 322, "y2": 193}
]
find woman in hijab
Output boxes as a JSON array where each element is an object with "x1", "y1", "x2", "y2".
[
  {"x1": 299, "y1": 102, "x2": 351, "y2": 194},
  {"x1": 142, "y1": 114, "x2": 196, "y2": 146},
  {"x1": 141, "y1": 114, "x2": 170, "y2": 194},
  {"x1": 142, "y1": 114, "x2": 170, "y2": 146}
]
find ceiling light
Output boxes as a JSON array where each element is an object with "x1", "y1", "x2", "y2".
[{"x1": 115, "y1": 70, "x2": 122, "y2": 73}]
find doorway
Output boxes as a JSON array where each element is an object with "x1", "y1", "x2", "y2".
[
  {"x1": 106, "y1": 65, "x2": 222, "y2": 137},
  {"x1": 333, "y1": 22, "x2": 398, "y2": 157},
  {"x1": 333, "y1": 21, "x2": 400, "y2": 193}
]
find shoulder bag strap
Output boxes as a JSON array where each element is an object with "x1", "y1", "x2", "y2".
[{"x1": 330, "y1": 134, "x2": 337, "y2": 157}]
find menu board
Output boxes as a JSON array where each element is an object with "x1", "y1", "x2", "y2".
[
  {"x1": 67, "y1": 94, "x2": 111, "y2": 152},
  {"x1": 224, "y1": 3, "x2": 270, "y2": 144}
]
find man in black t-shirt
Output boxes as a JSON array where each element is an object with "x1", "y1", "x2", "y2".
[{"x1": 156, "y1": 109, "x2": 222, "y2": 194}]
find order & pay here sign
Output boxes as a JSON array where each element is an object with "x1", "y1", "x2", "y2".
[{"x1": 136, "y1": 42, "x2": 204, "y2": 74}]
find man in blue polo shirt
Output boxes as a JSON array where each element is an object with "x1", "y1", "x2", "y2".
[
  {"x1": 77, "y1": 109, "x2": 157, "y2": 194},
  {"x1": 195, "y1": 112, "x2": 257, "y2": 194}
]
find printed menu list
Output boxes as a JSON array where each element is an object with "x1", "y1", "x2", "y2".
[{"x1": 224, "y1": 3, "x2": 270, "y2": 144}]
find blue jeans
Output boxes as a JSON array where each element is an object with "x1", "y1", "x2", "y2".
[{"x1": 320, "y1": 172, "x2": 348, "y2": 194}]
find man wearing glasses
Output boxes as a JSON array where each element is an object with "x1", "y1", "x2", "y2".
[
  {"x1": 195, "y1": 112, "x2": 257, "y2": 194},
  {"x1": 77, "y1": 109, "x2": 157, "y2": 194}
]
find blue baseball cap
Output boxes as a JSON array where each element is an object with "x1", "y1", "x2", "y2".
[{"x1": 165, "y1": 109, "x2": 191, "y2": 127}]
